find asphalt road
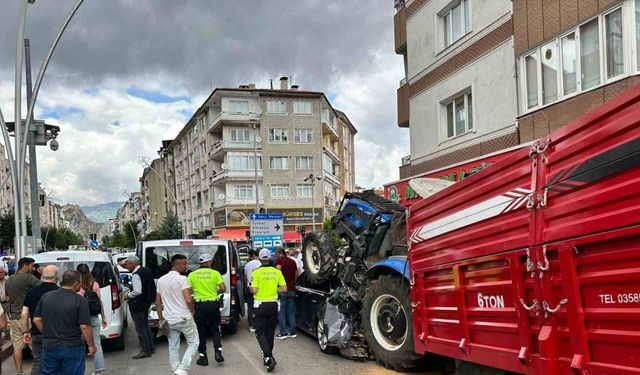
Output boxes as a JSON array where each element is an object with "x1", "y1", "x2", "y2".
[{"x1": 3, "y1": 315, "x2": 448, "y2": 375}]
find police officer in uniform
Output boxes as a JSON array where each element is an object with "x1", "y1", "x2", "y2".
[
  {"x1": 250, "y1": 248, "x2": 287, "y2": 372},
  {"x1": 188, "y1": 253, "x2": 226, "y2": 366}
]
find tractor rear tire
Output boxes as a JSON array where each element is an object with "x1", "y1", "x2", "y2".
[
  {"x1": 301, "y1": 232, "x2": 336, "y2": 285},
  {"x1": 361, "y1": 275, "x2": 424, "y2": 371}
]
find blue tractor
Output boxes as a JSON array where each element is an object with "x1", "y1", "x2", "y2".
[{"x1": 301, "y1": 190, "x2": 424, "y2": 370}]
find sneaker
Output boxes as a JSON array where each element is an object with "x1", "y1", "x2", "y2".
[
  {"x1": 16, "y1": 372, "x2": 25, "y2": 375},
  {"x1": 249, "y1": 326, "x2": 256, "y2": 333},
  {"x1": 287, "y1": 332, "x2": 297, "y2": 338},
  {"x1": 275, "y1": 333, "x2": 287, "y2": 340},
  {"x1": 174, "y1": 369, "x2": 188, "y2": 375},
  {"x1": 214, "y1": 349, "x2": 224, "y2": 364},
  {"x1": 196, "y1": 353, "x2": 208, "y2": 366},
  {"x1": 265, "y1": 356, "x2": 277, "y2": 372}
]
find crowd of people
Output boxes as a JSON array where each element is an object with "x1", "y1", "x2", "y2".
[{"x1": 0, "y1": 246, "x2": 305, "y2": 374}]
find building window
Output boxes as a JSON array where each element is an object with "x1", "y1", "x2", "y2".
[
  {"x1": 233, "y1": 185, "x2": 253, "y2": 199},
  {"x1": 605, "y1": 8, "x2": 623, "y2": 79},
  {"x1": 297, "y1": 184, "x2": 313, "y2": 197},
  {"x1": 444, "y1": 91, "x2": 473, "y2": 139},
  {"x1": 267, "y1": 100, "x2": 286, "y2": 114},
  {"x1": 296, "y1": 156, "x2": 314, "y2": 170},
  {"x1": 231, "y1": 129, "x2": 250, "y2": 142},
  {"x1": 268, "y1": 128, "x2": 288, "y2": 142},
  {"x1": 442, "y1": 0, "x2": 470, "y2": 48},
  {"x1": 229, "y1": 100, "x2": 249, "y2": 114},
  {"x1": 294, "y1": 129, "x2": 313, "y2": 143},
  {"x1": 521, "y1": 6, "x2": 626, "y2": 112},
  {"x1": 293, "y1": 101, "x2": 312, "y2": 114},
  {"x1": 227, "y1": 155, "x2": 261, "y2": 170},
  {"x1": 323, "y1": 154, "x2": 335, "y2": 175},
  {"x1": 270, "y1": 184, "x2": 289, "y2": 198},
  {"x1": 196, "y1": 192, "x2": 202, "y2": 208},
  {"x1": 269, "y1": 156, "x2": 288, "y2": 170}
]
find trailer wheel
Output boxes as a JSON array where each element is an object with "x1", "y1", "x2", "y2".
[
  {"x1": 302, "y1": 232, "x2": 335, "y2": 285},
  {"x1": 362, "y1": 275, "x2": 423, "y2": 371}
]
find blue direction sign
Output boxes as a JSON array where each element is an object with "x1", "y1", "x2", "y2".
[
  {"x1": 89, "y1": 240, "x2": 99, "y2": 249},
  {"x1": 250, "y1": 213, "x2": 283, "y2": 253}
]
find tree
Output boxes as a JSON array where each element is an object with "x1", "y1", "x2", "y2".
[
  {"x1": 0, "y1": 213, "x2": 33, "y2": 250},
  {"x1": 101, "y1": 235, "x2": 112, "y2": 248},
  {"x1": 157, "y1": 213, "x2": 183, "y2": 240},
  {"x1": 143, "y1": 230, "x2": 163, "y2": 241},
  {"x1": 110, "y1": 229, "x2": 127, "y2": 248},
  {"x1": 42, "y1": 226, "x2": 83, "y2": 250},
  {"x1": 121, "y1": 220, "x2": 140, "y2": 249}
]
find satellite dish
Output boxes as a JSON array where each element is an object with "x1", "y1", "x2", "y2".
[
  {"x1": 256, "y1": 137, "x2": 262, "y2": 143},
  {"x1": 218, "y1": 193, "x2": 226, "y2": 200},
  {"x1": 409, "y1": 178, "x2": 455, "y2": 199},
  {"x1": 221, "y1": 163, "x2": 226, "y2": 169}
]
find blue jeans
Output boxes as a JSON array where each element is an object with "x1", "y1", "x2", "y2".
[
  {"x1": 91, "y1": 315, "x2": 106, "y2": 372},
  {"x1": 168, "y1": 316, "x2": 199, "y2": 372},
  {"x1": 42, "y1": 345, "x2": 85, "y2": 375},
  {"x1": 278, "y1": 291, "x2": 296, "y2": 335}
]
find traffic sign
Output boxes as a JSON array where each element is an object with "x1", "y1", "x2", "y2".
[
  {"x1": 249, "y1": 213, "x2": 284, "y2": 236},
  {"x1": 90, "y1": 240, "x2": 99, "y2": 249},
  {"x1": 250, "y1": 213, "x2": 283, "y2": 252}
]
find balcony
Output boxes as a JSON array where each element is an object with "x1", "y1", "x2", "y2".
[
  {"x1": 209, "y1": 140, "x2": 262, "y2": 161},
  {"x1": 394, "y1": 6, "x2": 407, "y2": 54},
  {"x1": 321, "y1": 113, "x2": 339, "y2": 140},
  {"x1": 208, "y1": 111, "x2": 260, "y2": 134},
  {"x1": 323, "y1": 145, "x2": 340, "y2": 163},
  {"x1": 209, "y1": 169, "x2": 263, "y2": 186},
  {"x1": 397, "y1": 80, "x2": 410, "y2": 128},
  {"x1": 324, "y1": 196, "x2": 340, "y2": 207},
  {"x1": 323, "y1": 171, "x2": 340, "y2": 186},
  {"x1": 213, "y1": 197, "x2": 264, "y2": 209}
]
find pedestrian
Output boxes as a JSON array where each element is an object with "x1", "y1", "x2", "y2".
[
  {"x1": 275, "y1": 247, "x2": 298, "y2": 339},
  {"x1": 188, "y1": 253, "x2": 226, "y2": 366},
  {"x1": 21, "y1": 265, "x2": 59, "y2": 375},
  {"x1": 0, "y1": 285, "x2": 7, "y2": 374},
  {"x1": 33, "y1": 270, "x2": 96, "y2": 375},
  {"x1": 0, "y1": 268, "x2": 9, "y2": 341},
  {"x1": 250, "y1": 248, "x2": 287, "y2": 372},
  {"x1": 243, "y1": 249, "x2": 261, "y2": 333},
  {"x1": 122, "y1": 254, "x2": 157, "y2": 359},
  {"x1": 77, "y1": 263, "x2": 107, "y2": 374},
  {"x1": 5, "y1": 257, "x2": 40, "y2": 374},
  {"x1": 287, "y1": 248, "x2": 303, "y2": 277},
  {"x1": 156, "y1": 254, "x2": 199, "y2": 375},
  {"x1": 31, "y1": 263, "x2": 43, "y2": 279}
]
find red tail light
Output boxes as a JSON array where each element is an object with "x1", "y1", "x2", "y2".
[
  {"x1": 231, "y1": 266, "x2": 237, "y2": 286},
  {"x1": 111, "y1": 283, "x2": 121, "y2": 310}
]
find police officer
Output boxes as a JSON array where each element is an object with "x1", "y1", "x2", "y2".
[
  {"x1": 188, "y1": 253, "x2": 226, "y2": 366},
  {"x1": 250, "y1": 248, "x2": 287, "y2": 372}
]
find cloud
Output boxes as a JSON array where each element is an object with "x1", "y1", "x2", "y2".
[{"x1": 0, "y1": 0, "x2": 407, "y2": 205}]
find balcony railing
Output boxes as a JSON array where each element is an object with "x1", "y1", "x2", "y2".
[
  {"x1": 323, "y1": 145, "x2": 340, "y2": 162},
  {"x1": 209, "y1": 140, "x2": 261, "y2": 160},
  {"x1": 209, "y1": 169, "x2": 263, "y2": 185},
  {"x1": 208, "y1": 111, "x2": 260, "y2": 133},
  {"x1": 321, "y1": 113, "x2": 339, "y2": 139}
]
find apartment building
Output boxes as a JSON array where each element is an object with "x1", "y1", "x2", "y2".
[
  {"x1": 394, "y1": 0, "x2": 518, "y2": 180},
  {"x1": 0, "y1": 142, "x2": 32, "y2": 217},
  {"x1": 514, "y1": 0, "x2": 640, "y2": 142},
  {"x1": 115, "y1": 192, "x2": 142, "y2": 229},
  {"x1": 138, "y1": 157, "x2": 171, "y2": 235},
  {"x1": 163, "y1": 78, "x2": 357, "y2": 237},
  {"x1": 39, "y1": 186, "x2": 64, "y2": 228}
]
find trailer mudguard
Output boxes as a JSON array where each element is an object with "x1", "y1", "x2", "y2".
[{"x1": 365, "y1": 255, "x2": 410, "y2": 280}]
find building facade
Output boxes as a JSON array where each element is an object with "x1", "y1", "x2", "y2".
[
  {"x1": 394, "y1": 0, "x2": 518, "y2": 179},
  {"x1": 0, "y1": 142, "x2": 32, "y2": 217},
  {"x1": 514, "y1": 0, "x2": 640, "y2": 142},
  {"x1": 161, "y1": 79, "x2": 357, "y2": 237}
]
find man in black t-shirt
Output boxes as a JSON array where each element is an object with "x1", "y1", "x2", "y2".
[
  {"x1": 33, "y1": 270, "x2": 95, "y2": 375},
  {"x1": 20, "y1": 265, "x2": 59, "y2": 375}
]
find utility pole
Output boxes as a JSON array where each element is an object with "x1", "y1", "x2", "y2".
[
  {"x1": 304, "y1": 174, "x2": 322, "y2": 231},
  {"x1": 25, "y1": 38, "x2": 42, "y2": 252}
]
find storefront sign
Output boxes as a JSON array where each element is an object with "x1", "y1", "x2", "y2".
[
  {"x1": 281, "y1": 208, "x2": 323, "y2": 224},
  {"x1": 213, "y1": 209, "x2": 227, "y2": 228}
]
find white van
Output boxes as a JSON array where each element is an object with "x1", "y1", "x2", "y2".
[
  {"x1": 138, "y1": 239, "x2": 245, "y2": 333},
  {"x1": 32, "y1": 251, "x2": 128, "y2": 349}
]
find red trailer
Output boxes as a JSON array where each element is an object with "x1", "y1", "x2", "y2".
[{"x1": 408, "y1": 85, "x2": 640, "y2": 374}]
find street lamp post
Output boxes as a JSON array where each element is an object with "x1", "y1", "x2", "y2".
[
  {"x1": 304, "y1": 174, "x2": 322, "y2": 232},
  {"x1": 121, "y1": 190, "x2": 138, "y2": 248}
]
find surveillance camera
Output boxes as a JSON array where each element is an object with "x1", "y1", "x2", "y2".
[{"x1": 49, "y1": 139, "x2": 59, "y2": 151}]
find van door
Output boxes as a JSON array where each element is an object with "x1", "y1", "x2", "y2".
[{"x1": 232, "y1": 242, "x2": 245, "y2": 317}]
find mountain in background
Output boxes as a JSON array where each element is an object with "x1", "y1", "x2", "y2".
[{"x1": 80, "y1": 201, "x2": 124, "y2": 224}]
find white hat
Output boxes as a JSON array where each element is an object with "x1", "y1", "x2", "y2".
[
  {"x1": 198, "y1": 253, "x2": 213, "y2": 263},
  {"x1": 258, "y1": 248, "x2": 272, "y2": 260}
]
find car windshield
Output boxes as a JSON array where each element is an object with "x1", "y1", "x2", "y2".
[
  {"x1": 145, "y1": 245, "x2": 227, "y2": 279},
  {"x1": 36, "y1": 261, "x2": 115, "y2": 288}
]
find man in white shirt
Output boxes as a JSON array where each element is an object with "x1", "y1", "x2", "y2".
[
  {"x1": 243, "y1": 250, "x2": 261, "y2": 333},
  {"x1": 156, "y1": 254, "x2": 199, "y2": 375},
  {"x1": 288, "y1": 248, "x2": 303, "y2": 276}
]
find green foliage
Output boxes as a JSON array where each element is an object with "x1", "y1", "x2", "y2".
[
  {"x1": 42, "y1": 225, "x2": 84, "y2": 250},
  {"x1": 157, "y1": 213, "x2": 183, "y2": 240},
  {"x1": 109, "y1": 229, "x2": 127, "y2": 248},
  {"x1": 101, "y1": 235, "x2": 112, "y2": 248},
  {"x1": 0, "y1": 213, "x2": 33, "y2": 250},
  {"x1": 143, "y1": 230, "x2": 163, "y2": 241},
  {"x1": 322, "y1": 218, "x2": 343, "y2": 247},
  {"x1": 121, "y1": 220, "x2": 140, "y2": 248}
]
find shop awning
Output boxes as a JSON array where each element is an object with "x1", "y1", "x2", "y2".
[
  {"x1": 284, "y1": 231, "x2": 301, "y2": 243},
  {"x1": 211, "y1": 229, "x2": 247, "y2": 241}
]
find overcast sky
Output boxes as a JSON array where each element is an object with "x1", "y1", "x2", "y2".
[{"x1": 0, "y1": 0, "x2": 407, "y2": 206}]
